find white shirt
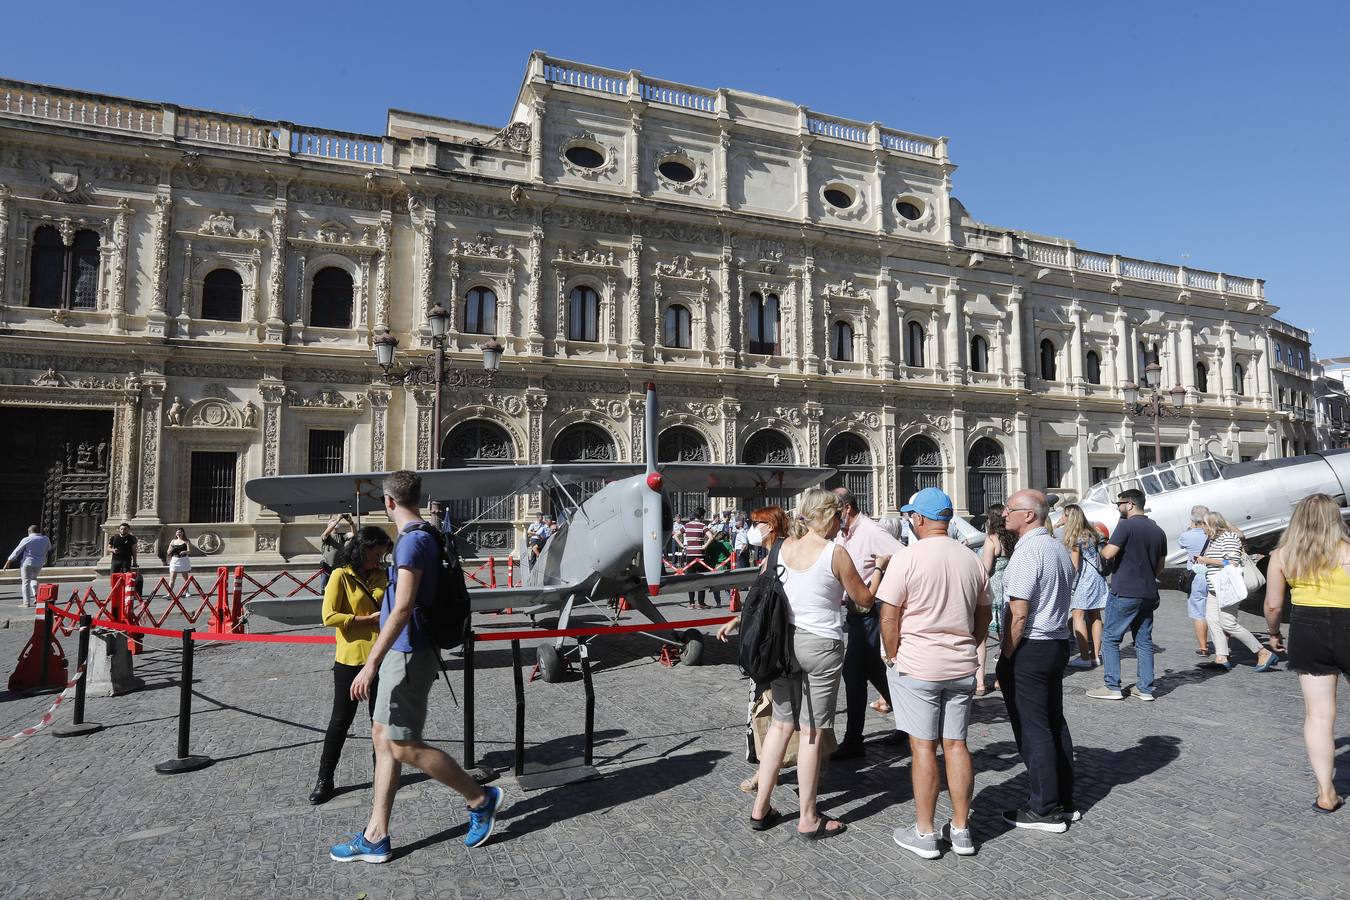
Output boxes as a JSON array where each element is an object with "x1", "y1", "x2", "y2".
[{"x1": 8, "y1": 534, "x2": 52, "y2": 568}]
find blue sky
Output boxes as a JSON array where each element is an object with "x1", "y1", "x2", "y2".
[{"x1": 11, "y1": 1, "x2": 1347, "y2": 352}]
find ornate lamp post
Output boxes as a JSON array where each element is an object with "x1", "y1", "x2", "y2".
[
  {"x1": 1122, "y1": 361, "x2": 1187, "y2": 466},
  {"x1": 373, "y1": 304, "x2": 505, "y2": 468}
]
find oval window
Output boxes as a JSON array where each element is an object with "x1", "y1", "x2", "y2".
[
  {"x1": 564, "y1": 144, "x2": 606, "y2": 169},
  {"x1": 823, "y1": 185, "x2": 855, "y2": 209},
  {"x1": 658, "y1": 159, "x2": 695, "y2": 183},
  {"x1": 896, "y1": 199, "x2": 924, "y2": 221}
]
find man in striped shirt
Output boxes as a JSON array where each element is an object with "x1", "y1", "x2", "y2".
[{"x1": 683, "y1": 509, "x2": 709, "y2": 608}]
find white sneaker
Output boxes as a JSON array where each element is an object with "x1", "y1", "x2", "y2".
[
  {"x1": 1133, "y1": 691, "x2": 1155, "y2": 702},
  {"x1": 945, "y1": 822, "x2": 976, "y2": 855},
  {"x1": 1067, "y1": 657, "x2": 1095, "y2": 669}
]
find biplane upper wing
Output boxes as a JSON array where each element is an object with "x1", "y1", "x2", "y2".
[
  {"x1": 657, "y1": 463, "x2": 835, "y2": 497},
  {"x1": 244, "y1": 463, "x2": 644, "y2": 516}
]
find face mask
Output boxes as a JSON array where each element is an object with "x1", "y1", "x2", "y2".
[{"x1": 747, "y1": 525, "x2": 766, "y2": 547}]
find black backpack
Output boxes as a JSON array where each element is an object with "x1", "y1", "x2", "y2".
[
  {"x1": 405, "y1": 522, "x2": 472, "y2": 650},
  {"x1": 736, "y1": 541, "x2": 793, "y2": 684}
]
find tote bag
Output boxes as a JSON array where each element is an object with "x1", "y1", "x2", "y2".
[
  {"x1": 1216, "y1": 561, "x2": 1248, "y2": 607},
  {"x1": 1239, "y1": 552, "x2": 1266, "y2": 592}
]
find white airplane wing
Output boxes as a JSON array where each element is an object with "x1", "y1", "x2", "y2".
[
  {"x1": 245, "y1": 464, "x2": 644, "y2": 516},
  {"x1": 658, "y1": 463, "x2": 835, "y2": 497},
  {"x1": 246, "y1": 580, "x2": 590, "y2": 626}
]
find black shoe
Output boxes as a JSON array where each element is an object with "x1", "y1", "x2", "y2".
[
  {"x1": 832, "y1": 741, "x2": 866, "y2": 760},
  {"x1": 1001, "y1": 807, "x2": 1067, "y2": 833},
  {"x1": 309, "y1": 776, "x2": 335, "y2": 805}
]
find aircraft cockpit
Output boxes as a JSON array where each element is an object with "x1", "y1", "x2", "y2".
[{"x1": 1084, "y1": 454, "x2": 1226, "y2": 504}]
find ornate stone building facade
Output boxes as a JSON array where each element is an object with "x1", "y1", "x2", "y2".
[{"x1": 0, "y1": 54, "x2": 1317, "y2": 565}]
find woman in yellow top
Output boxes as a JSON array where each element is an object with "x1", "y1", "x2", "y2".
[
  {"x1": 1264, "y1": 493, "x2": 1350, "y2": 814},
  {"x1": 310, "y1": 525, "x2": 392, "y2": 805}
]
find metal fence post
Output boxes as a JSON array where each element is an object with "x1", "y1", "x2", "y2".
[
  {"x1": 511, "y1": 638, "x2": 525, "y2": 777},
  {"x1": 54, "y1": 614, "x2": 103, "y2": 737},
  {"x1": 154, "y1": 628, "x2": 212, "y2": 774}
]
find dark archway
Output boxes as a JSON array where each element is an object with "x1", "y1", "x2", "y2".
[
  {"x1": 550, "y1": 423, "x2": 617, "y2": 510},
  {"x1": 967, "y1": 438, "x2": 1008, "y2": 518},
  {"x1": 659, "y1": 426, "x2": 711, "y2": 517},
  {"x1": 899, "y1": 435, "x2": 943, "y2": 505},
  {"x1": 824, "y1": 433, "x2": 874, "y2": 515},
  {"x1": 439, "y1": 420, "x2": 516, "y2": 557}
]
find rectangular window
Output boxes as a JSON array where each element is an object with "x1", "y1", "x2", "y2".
[
  {"x1": 1045, "y1": 450, "x2": 1062, "y2": 488},
  {"x1": 1137, "y1": 445, "x2": 1177, "y2": 469},
  {"x1": 1090, "y1": 466, "x2": 1110, "y2": 485},
  {"x1": 189, "y1": 452, "x2": 237, "y2": 523},
  {"x1": 307, "y1": 429, "x2": 346, "y2": 475}
]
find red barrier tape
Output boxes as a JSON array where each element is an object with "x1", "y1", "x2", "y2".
[
  {"x1": 474, "y1": 614, "x2": 736, "y2": 643},
  {"x1": 191, "y1": 632, "x2": 335, "y2": 645}
]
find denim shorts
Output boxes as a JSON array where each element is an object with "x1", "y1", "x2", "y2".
[{"x1": 1287, "y1": 606, "x2": 1350, "y2": 678}]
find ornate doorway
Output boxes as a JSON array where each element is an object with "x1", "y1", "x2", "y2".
[
  {"x1": 899, "y1": 435, "x2": 944, "y2": 505},
  {"x1": 658, "y1": 426, "x2": 710, "y2": 517},
  {"x1": 439, "y1": 420, "x2": 515, "y2": 558},
  {"x1": 549, "y1": 423, "x2": 617, "y2": 513},
  {"x1": 742, "y1": 429, "x2": 796, "y2": 512},
  {"x1": 967, "y1": 438, "x2": 1008, "y2": 518},
  {"x1": 0, "y1": 408, "x2": 113, "y2": 565},
  {"x1": 824, "y1": 433, "x2": 874, "y2": 515}
]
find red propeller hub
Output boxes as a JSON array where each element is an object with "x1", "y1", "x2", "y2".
[{"x1": 646, "y1": 472, "x2": 664, "y2": 492}]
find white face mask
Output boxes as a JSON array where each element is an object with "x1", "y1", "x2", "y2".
[{"x1": 746, "y1": 524, "x2": 767, "y2": 547}]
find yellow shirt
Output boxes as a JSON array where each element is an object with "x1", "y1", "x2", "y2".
[
  {"x1": 1289, "y1": 565, "x2": 1350, "y2": 609},
  {"x1": 322, "y1": 565, "x2": 387, "y2": 665}
]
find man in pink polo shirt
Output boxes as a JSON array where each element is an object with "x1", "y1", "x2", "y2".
[
  {"x1": 877, "y1": 487, "x2": 991, "y2": 860},
  {"x1": 832, "y1": 487, "x2": 904, "y2": 759}
]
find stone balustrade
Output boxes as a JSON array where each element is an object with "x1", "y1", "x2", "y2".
[{"x1": 1, "y1": 78, "x2": 162, "y2": 135}]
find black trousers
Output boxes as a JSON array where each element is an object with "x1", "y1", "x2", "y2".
[
  {"x1": 996, "y1": 638, "x2": 1075, "y2": 816},
  {"x1": 842, "y1": 608, "x2": 892, "y2": 744},
  {"x1": 319, "y1": 662, "x2": 377, "y2": 780}
]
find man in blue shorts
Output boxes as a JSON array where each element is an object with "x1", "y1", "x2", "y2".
[
  {"x1": 1177, "y1": 505, "x2": 1212, "y2": 656},
  {"x1": 330, "y1": 470, "x2": 505, "y2": 864}
]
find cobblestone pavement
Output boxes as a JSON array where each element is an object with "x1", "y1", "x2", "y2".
[{"x1": 1, "y1": 588, "x2": 1346, "y2": 899}]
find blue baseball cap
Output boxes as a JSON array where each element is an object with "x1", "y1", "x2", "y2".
[{"x1": 901, "y1": 487, "x2": 954, "y2": 522}]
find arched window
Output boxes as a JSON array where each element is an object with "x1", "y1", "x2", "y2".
[
  {"x1": 201, "y1": 268, "x2": 243, "y2": 321},
  {"x1": 1195, "y1": 361, "x2": 1209, "y2": 393},
  {"x1": 905, "y1": 321, "x2": 926, "y2": 368},
  {"x1": 969, "y1": 335, "x2": 989, "y2": 373},
  {"x1": 742, "y1": 429, "x2": 795, "y2": 465},
  {"x1": 967, "y1": 438, "x2": 1007, "y2": 518},
  {"x1": 825, "y1": 433, "x2": 873, "y2": 515},
  {"x1": 440, "y1": 420, "x2": 515, "y2": 556},
  {"x1": 746, "y1": 292, "x2": 780, "y2": 355},
  {"x1": 1085, "y1": 350, "x2": 1102, "y2": 385},
  {"x1": 567, "y1": 285, "x2": 600, "y2": 342},
  {"x1": 899, "y1": 435, "x2": 943, "y2": 502},
  {"x1": 1276, "y1": 345, "x2": 1284, "y2": 364},
  {"x1": 831, "y1": 321, "x2": 854, "y2": 362},
  {"x1": 1233, "y1": 362, "x2": 1246, "y2": 395},
  {"x1": 550, "y1": 422, "x2": 616, "y2": 507},
  {"x1": 29, "y1": 226, "x2": 100, "y2": 310},
  {"x1": 663, "y1": 304, "x2": 692, "y2": 349},
  {"x1": 310, "y1": 266, "x2": 353, "y2": 329},
  {"x1": 463, "y1": 286, "x2": 497, "y2": 335},
  {"x1": 1039, "y1": 339, "x2": 1057, "y2": 380},
  {"x1": 659, "y1": 425, "x2": 711, "y2": 516}
]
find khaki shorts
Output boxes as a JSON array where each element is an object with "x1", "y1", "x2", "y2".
[
  {"x1": 373, "y1": 648, "x2": 440, "y2": 741},
  {"x1": 769, "y1": 630, "x2": 845, "y2": 731}
]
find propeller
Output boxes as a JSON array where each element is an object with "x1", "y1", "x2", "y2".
[{"x1": 641, "y1": 381, "x2": 664, "y2": 596}]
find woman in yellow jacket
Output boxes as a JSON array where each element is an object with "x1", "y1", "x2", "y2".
[{"x1": 310, "y1": 525, "x2": 392, "y2": 805}]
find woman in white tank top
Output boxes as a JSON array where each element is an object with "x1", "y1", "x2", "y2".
[{"x1": 751, "y1": 489, "x2": 888, "y2": 841}]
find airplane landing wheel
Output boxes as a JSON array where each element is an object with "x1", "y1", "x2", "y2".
[
  {"x1": 678, "y1": 629, "x2": 704, "y2": 667},
  {"x1": 537, "y1": 644, "x2": 564, "y2": 683}
]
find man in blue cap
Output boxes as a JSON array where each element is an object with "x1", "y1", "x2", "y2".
[{"x1": 876, "y1": 487, "x2": 991, "y2": 858}]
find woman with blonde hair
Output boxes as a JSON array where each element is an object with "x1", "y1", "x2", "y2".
[
  {"x1": 975, "y1": 505, "x2": 1015, "y2": 695},
  {"x1": 1264, "y1": 493, "x2": 1350, "y2": 813},
  {"x1": 749, "y1": 489, "x2": 887, "y2": 839},
  {"x1": 1195, "y1": 511, "x2": 1278, "y2": 671},
  {"x1": 1061, "y1": 505, "x2": 1108, "y2": 668}
]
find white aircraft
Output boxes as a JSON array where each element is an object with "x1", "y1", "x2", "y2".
[
  {"x1": 244, "y1": 383, "x2": 833, "y2": 680},
  {"x1": 1068, "y1": 449, "x2": 1350, "y2": 568}
]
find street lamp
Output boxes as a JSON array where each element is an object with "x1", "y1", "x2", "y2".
[
  {"x1": 1122, "y1": 362, "x2": 1187, "y2": 466},
  {"x1": 372, "y1": 309, "x2": 505, "y2": 468}
]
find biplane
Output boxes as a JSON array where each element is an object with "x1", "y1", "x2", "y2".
[{"x1": 244, "y1": 383, "x2": 833, "y2": 680}]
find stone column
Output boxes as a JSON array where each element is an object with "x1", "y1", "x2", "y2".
[
  {"x1": 882, "y1": 405, "x2": 897, "y2": 513},
  {"x1": 527, "y1": 223, "x2": 545, "y2": 354},
  {"x1": 719, "y1": 238, "x2": 736, "y2": 366},
  {"x1": 1068, "y1": 303, "x2": 1084, "y2": 387},
  {"x1": 416, "y1": 204, "x2": 436, "y2": 342},
  {"x1": 530, "y1": 100, "x2": 546, "y2": 183},
  {"x1": 928, "y1": 308, "x2": 942, "y2": 383},
  {"x1": 1113, "y1": 311, "x2": 1130, "y2": 387},
  {"x1": 0, "y1": 184, "x2": 9, "y2": 316},
  {"x1": 107, "y1": 199, "x2": 131, "y2": 334},
  {"x1": 950, "y1": 409, "x2": 969, "y2": 514},
  {"x1": 147, "y1": 191, "x2": 172, "y2": 336},
  {"x1": 374, "y1": 211, "x2": 392, "y2": 334},
  {"x1": 1220, "y1": 323, "x2": 1236, "y2": 403},
  {"x1": 110, "y1": 379, "x2": 142, "y2": 523},
  {"x1": 1013, "y1": 412, "x2": 1031, "y2": 492},
  {"x1": 802, "y1": 255, "x2": 819, "y2": 373},
  {"x1": 944, "y1": 278, "x2": 964, "y2": 384},
  {"x1": 628, "y1": 112, "x2": 642, "y2": 196},
  {"x1": 135, "y1": 379, "x2": 166, "y2": 521},
  {"x1": 627, "y1": 234, "x2": 644, "y2": 361},
  {"x1": 1007, "y1": 288, "x2": 1025, "y2": 388},
  {"x1": 876, "y1": 266, "x2": 894, "y2": 377},
  {"x1": 265, "y1": 198, "x2": 288, "y2": 343},
  {"x1": 1180, "y1": 319, "x2": 1196, "y2": 393},
  {"x1": 256, "y1": 380, "x2": 286, "y2": 490},
  {"x1": 367, "y1": 388, "x2": 391, "y2": 470},
  {"x1": 1165, "y1": 323, "x2": 1181, "y2": 388},
  {"x1": 1122, "y1": 415, "x2": 1139, "y2": 471},
  {"x1": 721, "y1": 399, "x2": 741, "y2": 464},
  {"x1": 798, "y1": 137, "x2": 812, "y2": 224},
  {"x1": 805, "y1": 404, "x2": 822, "y2": 466},
  {"x1": 1073, "y1": 414, "x2": 1091, "y2": 497},
  {"x1": 1257, "y1": 328, "x2": 1273, "y2": 406},
  {"x1": 413, "y1": 388, "x2": 435, "y2": 470},
  {"x1": 717, "y1": 128, "x2": 731, "y2": 210}
]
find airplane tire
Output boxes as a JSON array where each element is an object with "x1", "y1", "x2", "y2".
[
  {"x1": 537, "y1": 644, "x2": 563, "y2": 683},
  {"x1": 679, "y1": 629, "x2": 704, "y2": 667}
]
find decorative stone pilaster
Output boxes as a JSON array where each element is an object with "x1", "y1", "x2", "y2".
[
  {"x1": 413, "y1": 388, "x2": 435, "y2": 470},
  {"x1": 530, "y1": 100, "x2": 546, "y2": 183},
  {"x1": 719, "y1": 238, "x2": 736, "y2": 365},
  {"x1": 527, "y1": 222, "x2": 545, "y2": 353},
  {"x1": 110, "y1": 376, "x2": 142, "y2": 522},
  {"x1": 257, "y1": 381, "x2": 286, "y2": 521},
  {"x1": 265, "y1": 198, "x2": 288, "y2": 342},
  {"x1": 802, "y1": 255, "x2": 818, "y2": 373},
  {"x1": 0, "y1": 184, "x2": 9, "y2": 317},
  {"x1": 717, "y1": 128, "x2": 731, "y2": 210},
  {"x1": 950, "y1": 407, "x2": 969, "y2": 513},
  {"x1": 805, "y1": 404, "x2": 823, "y2": 466},
  {"x1": 147, "y1": 191, "x2": 172, "y2": 336},
  {"x1": 944, "y1": 278, "x2": 964, "y2": 384},
  {"x1": 1007, "y1": 287, "x2": 1025, "y2": 388},
  {"x1": 367, "y1": 388, "x2": 391, "y2": 470},
  {"x1": 374, "y1": 211, "x2": 392, "y2": 333},
  {"x1": 415, "y1": 202, "x2": 436, "y2": 345},
  {"x1": 107, "y1": 198, "x2": 131, "y2": 333},
  {"x1": 627, "y1": 234, "x2": 644, "y2": 360},
  {"x1": 1067, "y1": 302, "x2": 1085, "y2": 394},
  {"x1": 136, "y1": 379, "x2": 166, "y2": 519},
  {"x1": 876, "y1": 267, "x2": 894, "y2": 377},
  {"x1": 525, "y1": 390, "x2": 548, "y2": 512},
  {"x1": 721, "y1": 399, "x2": 741, "y2": 463},
  {"x1": 1181, "y1": 319, "x2": 1197, "y2": 394},
  {"x1": 628, "y1": 394, "x2": 645, "y2": 462}
]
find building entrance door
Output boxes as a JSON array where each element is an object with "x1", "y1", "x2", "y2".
[{"x1": 0, "y1": 408, "x2": 113, "y2": 565}]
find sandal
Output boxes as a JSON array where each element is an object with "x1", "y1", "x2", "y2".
[
  {"x1": 797, "y1": 814, "x2": 847, "y2": 841},
  {"x1": 869, "y1": 697, "x2": 891, "y2": 715},
  {"x1": 739, "y1": 776, "x2": 757, "y2": 794},
  {"x1": 751, "y1": 807, "x2": 781, "y2": 831},
  {"x1": 1312, "y1": 798, "x2": 1344, "y2": 814}
]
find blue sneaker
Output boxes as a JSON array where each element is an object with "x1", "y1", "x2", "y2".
[
  {"x1": 330, "y1": 831, "x2": 392, "y2": 863},
  {"x1": 464, "y1": 785, "x2": 504, "y2": 848}
]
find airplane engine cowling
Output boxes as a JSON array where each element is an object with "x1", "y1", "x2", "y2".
[{"x1": 1315, "y1": 449, "x2": 1350, "y2": 505}]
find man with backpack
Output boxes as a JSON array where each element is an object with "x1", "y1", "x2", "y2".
[{"x1": 330, "y1": 470, "x2": 505, "y2": 864}]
